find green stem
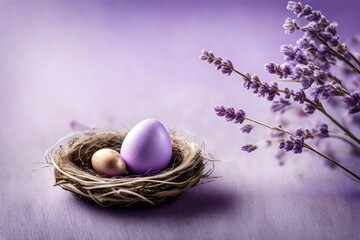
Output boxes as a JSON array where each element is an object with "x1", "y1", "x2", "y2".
[{"x1": 305, "y1": 144, "x2": 360, "y2": 181}]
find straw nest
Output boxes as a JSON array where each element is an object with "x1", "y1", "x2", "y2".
[{"x1": 45, "y1": 129, "x2": 214, "y2": 207}]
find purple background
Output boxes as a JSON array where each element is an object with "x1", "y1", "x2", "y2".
[{"x1": 1, "y1": 0, "x2": 360, "y2": 239}]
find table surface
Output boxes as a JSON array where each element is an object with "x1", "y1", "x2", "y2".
[{"x1": 1, "y1": 0, "x2": 360, "y2": 239}]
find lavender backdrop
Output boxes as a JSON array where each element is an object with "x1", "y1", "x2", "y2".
[{"x1": 1, "y1": 0, "x2": 360, "y2": 239}]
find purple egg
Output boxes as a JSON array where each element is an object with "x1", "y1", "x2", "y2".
[{"x1": 120, "y1": 119, "x2": 172, "y2": 175}]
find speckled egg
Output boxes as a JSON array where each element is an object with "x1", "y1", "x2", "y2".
[
  {"x1": 120, "y1": 119, "x2": 172, "y2": 175},
  {"x1": 91, "y1": 148, "x2": 126, "y2": 176}
]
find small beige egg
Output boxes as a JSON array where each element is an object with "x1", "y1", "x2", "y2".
[{"x1": 91, "y1": 148, "x2": 126, "y2": 176}]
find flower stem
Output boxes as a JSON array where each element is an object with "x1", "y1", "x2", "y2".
[
  {"x1": 305, "y1": 143, "x2": 360, "y2": 181},
  {"x1": 246, "y1": 115, "x2": 360, "y2": 180},
  {"x1": 232, "y1": 67, "x2": 360, "y2": 145},
  {"x1": 315, "y1": 36, "x2": 360, "y2": 74},
  {"x1": 330, "y1": 135, "x2": 360, "y2": 151},
  {"x1": 245, "y1": 117, "x2": 294, "y2": 136},
  {"x1": 314, "y1": 55, "x2": 354, "y2": 72},
  {"x1": 247, "y1": 116, "x2": 360, "y2": 180},
  {"x1": 316, "y1": 103, "x2": 360, "y2": 145},
  {"x1": 277, "y1": 79, "x2": 301, "y2": 83},
  {"x1": 233, "y1": 69, "x2": 247, "y2": 79},
  {"x1": 298, "y1": 23, "x2": 360, "y2": 73},
  {"x1": 299, "y1": 98, "x2": 360, "y2": 145},
  {"x1": 348, "y1": 50, "x2": 360, "y2": 68}
]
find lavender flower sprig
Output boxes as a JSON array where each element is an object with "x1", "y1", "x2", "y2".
[
  {"x1": 201, "y1": 49, "x2": 360, "y2": 145},
  {"x1": 286, "y1": 1, "x2": 360, "y2": 74},
  {"x1": 214, "y1": 106, "x2": 360, "y2": 181},
  {"x1": 201, "y1": 1, "x2": 360, "y2": 182}
]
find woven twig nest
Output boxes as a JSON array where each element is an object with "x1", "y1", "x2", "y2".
[{"x1": 45, "y1": 129, "x2": 214, "y2": 207}]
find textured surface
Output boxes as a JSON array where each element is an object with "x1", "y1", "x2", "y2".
[{"x1": 1, "y1": 0, "x2": 360, "y2": 239}]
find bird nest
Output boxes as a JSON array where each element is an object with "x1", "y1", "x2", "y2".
[{"x1": 44, "y1": 129, "x2": 214, "y2": 207}]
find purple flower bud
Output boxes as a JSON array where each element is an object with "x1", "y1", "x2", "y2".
[
  {"x1": 301, "y1": 65, "x2": 314, "y2": 76},
  {"x1": 343, "y1": 91, "x2": 360, "y2": 114},
  {"x1": 199, "y1": 55, "x2": 208, "y2": 61},
  {"x1": 326, "y1": 22, "x2": 338, "y2": 36},
  {"x1": 295, "y1": 49, "x2": 308, "y2": 64},
  {"x1": 268, "y1": 82, "x2": 280, "y2": 101},
  {"x1": 279, "y1": 140, "x2": 285, "y2": 149},
  {"x1": 280, "y1": 63, "x2": 293, "y2": 78},
  {"x1": 317, "y1": 15, "x2": 330, "y2": 30},
  {"x1": 318, "y1": 31, "x2": 333, "y2": 42},
  {"x1": 200, "y1": 50, "x2": 234, "y2": 75},
  {"x1": 265, "y1": 62, "x2": 282, "y2": 76},
  {"x1": 221, "y1": 59, "x2": 234, "y2": 75},
  {"x1": 257, "y1": 81, "x2": 280, "y2": 101},
  {"x1": 295, "y1": 128, "x2": 304, "y2": 138},
  {"x1": 303, "y1": 103, "x2": 316, "y2": 114},
  {"x1": 313, "y1": 123, "x2": 329, "y2": 138},
  {"x1": 295, "y1": 128, "x2": 313, "y2": 139},
  {"x1": 303, "y1": 22, "x2": 318, "y2": 38},
  {"x1": 250, "y1": 75, "x2": 261, "y2": 93},
  {"x1": 199, "y1": 49, "x2": 214, "y2": 63},
  {"x1": 243, "y1": 79, "x2": 252, "y2": 90},
  {"x1": 234, "y1": 109, "x2": 246, "y2": 124},
  {"x1": 310, "y1": 83, "x2": 344, "y2": 101},
  {"x1": 279, "y1": 137, "x2": 304, "y2": 154},
  {"x1": 214, "y1": 57, "x2": 222, "y2": 68},
  {"x1": 284, "y1": 88, "x2": 292, "y2": 99},
  {"x1": 293, "y1": 89, "x2": 306, "y2": 104},
  {"x1": 287, "y1": 1, "x2": 303, "y2": 14},
  {"x1": 284, "y1": 139, "x2": 294, "y2": 151},
  {"x1": 309, "y1": 85, "x2": 326, "y2": 101},
  {"x1": 305, "y1": 10, "x2": 321, "y2": 22},
  {"x1": 292, "y1": 138, "x2": 305, "y2": 153},
  {"x1": 214, "y1": 105, "x2": 227, "y2": 117},
  {"x1": 214, "y1": 106, "x2": 246, "y2": 124},
  {"x1": 300, "y1": 78, "x2": 314, "y2": 89},
  {"x1": 328, "y1": 37, "x2": 339, "y2": 47},
  {"x1": 296, "y1": 37, "x2": 317, "y2": 54},
  {"x1": 280, "y1": 44, "x2": 296, "y2": 61},
  {"x1": 242, "y1": 72, "x2": 251, "y2": 82},
  {"x1": 298, "y1": 5, "x2": 313, "y2": 18},
  {"x1": 271, "y1": 98, "x2": 291, "y2": 113},
  {"x1": 224, "y1": 107, "x2": 237, "y2": 122},
  {"x1": 283, "y1": 18, "x2": 299, "y2": 34},
  {"x1": 241, "y1": 144, "x2": 257, "y2": 153},
  {"x1": 243, "y1": 73, "x2": 262, "y2": 93},
  {"x1": 240, "y1": 124, "x2": 254, "y2": 134}
]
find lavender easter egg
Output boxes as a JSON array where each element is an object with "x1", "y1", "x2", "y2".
[{"x1": 120, "y1": 119, "x2": 172, "y2": 175}]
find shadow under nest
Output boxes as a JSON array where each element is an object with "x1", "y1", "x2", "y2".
[{"x1": 50, "y1": 131, "x2": 214, "y2": 207}]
